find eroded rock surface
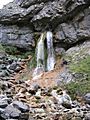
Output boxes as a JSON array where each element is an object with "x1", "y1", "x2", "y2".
[{"x1": 0, "y1": 0, "x2": 90, "y2": 49}]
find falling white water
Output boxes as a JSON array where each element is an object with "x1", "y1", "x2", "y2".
[
  {"x1": 36, "y1": 33, "x2": 46, "y2": 68},
  {"x1": 46, "y1": 31, "x2": 55, "y2": 71},
  {"x1": 33, "y1": 31, "x2": 55, "y2": 79},
  {"x1": 33, "y1": 33, "x2": 46, "y2": 78}
]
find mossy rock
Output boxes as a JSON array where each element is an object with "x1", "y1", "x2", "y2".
[{"x1": 65, "y1": 56, "x2": 90, "y2": 99}]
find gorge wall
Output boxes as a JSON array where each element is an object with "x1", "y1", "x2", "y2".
[{"x1": 0, "y1": 0, "x2": 90, "y2": 50}]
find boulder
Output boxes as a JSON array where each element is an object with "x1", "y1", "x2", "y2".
[
  {"x1": 3, "y1": 104, "x2": 21, "y2": 119},
  {"x1": 0, "y1": 100, "x2": 8, "y2": 108},
  {"x1": 13, "y1": 101, "x2": 29, "y2": 112},
  {"x1": 51, "y1": 90, "x2": 72, "y2": 109},
  {"x1": 84, "y1": 93, "x2": 90, "y2": 104}
]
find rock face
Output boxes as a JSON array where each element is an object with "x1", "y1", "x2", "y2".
[
  {"x1": 0, "y1": 24, "x2": 34, "y2": 50},
  {"x1": 0, "y1": 0, "x2": 90, "y2": 49},
  {"x1": 65, "y1": 41, "x2": 90, "y2": 62}
]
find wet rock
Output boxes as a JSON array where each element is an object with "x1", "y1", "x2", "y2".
[
  {"x1": 13, "y1": 101, "x2": 29, "y2": 112},
  {"x1": 84, "y1": 93, "x2": 90, "y2": 104}
]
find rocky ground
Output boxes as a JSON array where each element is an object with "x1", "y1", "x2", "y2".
[
  {"x1": 0, "y1": 51, "x2": 90, "y2": 120},
  {"x1": 0, "y1": 0, "x2": 90, "y2": 119}
]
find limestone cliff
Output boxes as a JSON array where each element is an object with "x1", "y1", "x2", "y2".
[{"x1": 0, "y1": 0, "x2": 90, "y2": 50}]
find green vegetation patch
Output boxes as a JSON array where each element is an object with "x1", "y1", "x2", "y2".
[
  {"x1": 66, "y1": 79, "x2": 90, "y2": 99},
  {"x1": 0, "y1": 44, "x2": 5, "y2": 53},
  {"x1": 65, "y1": 56, "x2": 90, "y2": 99},
  {"x1": 69, "y1": 56, "x2": 90, "y2": 75}
]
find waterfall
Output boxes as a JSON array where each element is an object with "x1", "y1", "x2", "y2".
[
  {"x1": 33, "y1": 31, "x2": 55, "y2": 79},
  {"x1": 33, "y1": 33, "x2": 46, "y2": 77},
  {"x1": 36, "y1": 33, "x2": 46, "y2": 68},
  {"x1": 46, "y1": 31, "x2": 55, "y2": 71}
]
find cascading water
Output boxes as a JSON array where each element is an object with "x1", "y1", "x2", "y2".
[
  {"x1": 46, "y1": 31, "x2": 55, "y2": 71},
  {"x1": 33, "y1": 31, "x2": 55, "y2": 79},
  {"x1": 33, "y1": 33, "x2": 46, "y2": 78},
  {"x1": 36, "y1": 32, "x2": 46, "y2": 68}
]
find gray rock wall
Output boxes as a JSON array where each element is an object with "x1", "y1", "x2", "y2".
[
  {"x1": 55, "y1": 8, "x2": 90, "y2": 48},
  {"x1": 0, "y1": 24, "x2": 34, "y2": 50},
  {"x1": 0, "y1": 0, "x2": 90, "y2": 50}
]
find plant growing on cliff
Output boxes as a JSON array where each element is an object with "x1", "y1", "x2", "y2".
[{"x1": 66, "y1": 56, "x2": 90, "y2": 99}]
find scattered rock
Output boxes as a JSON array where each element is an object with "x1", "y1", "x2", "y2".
[
  {"x1": 58, "y1": 69, "x2": 73, "y2": 84},
  {"x1": 13, "y1": 101, "x2": 29, "y2": 112},
  {"x1": 35, "y1": 89, "x2": 41, "y2": 99},
  {"x1": 51, "y1": 90, "x2": 72, "y2": 109},
  {"x1": 0, "y1": 100, "x2": 8, "y2": 108},
  {"x1": 4, "y1": 104, "x2": 21, "y2": 119},
  {"x1": 27, "y1": 84, "x2": 40, "y2": 95},
  {"x1": 85, "y1": 113, "x2": 90, "y2": 120},
  {"x1": 35, "y1": 108, "x2": 45, "y2": 113},
  {"x1": 84, "y1": 93, "x2": 90, "y2": 104},
  {"x1": 0, "y1": 48, "x2": 90, "y2": 120}
]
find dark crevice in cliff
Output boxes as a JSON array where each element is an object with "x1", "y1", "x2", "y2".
[{"x1": 51, "y1": 4, "x2": 90, "y2": 30}]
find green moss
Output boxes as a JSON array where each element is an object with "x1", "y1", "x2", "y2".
[
  {"x1": 0, "y1": 44, "x2": 5, "y2": 53},
  {"x1": 28, "y1": 53, "x2": 36, "y2": 69},
  {"x1": 65, "y1": 79, "x2": 90, "y2": 99},
  {"x1": 0, "y1": 44, "x2": 36, "y2": 69},
  {"x1": 65, "y1": 56, "x2": 90, "y2": 99},
  {"x1": 69, "y1": 56, "x2": 90, "y2": 76},
  {"x1": 2, "y1": 45, "x2": 19, "y2": 55},
  {"x1": 1, "y1": 44, "x2": 34, "y2": 59}
]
